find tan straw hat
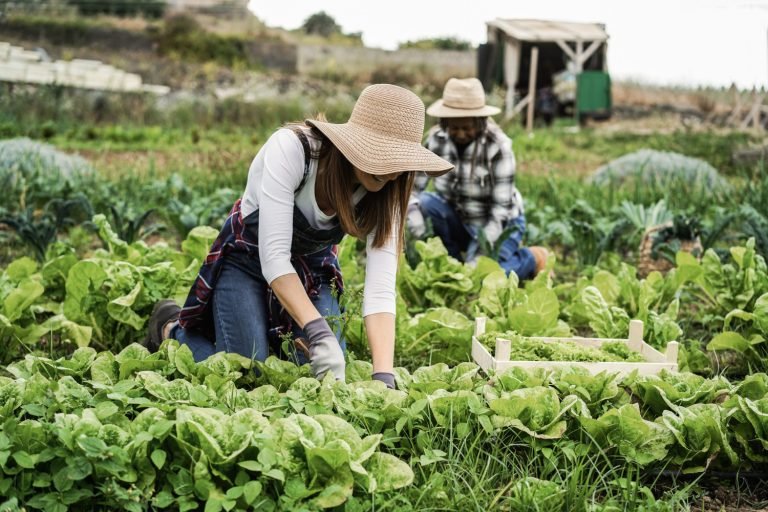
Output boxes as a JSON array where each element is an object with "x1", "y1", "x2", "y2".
[
  {"x1": 426, "y1": 77, "x2": 501, "y2": 118},
  {"x1": 306, "y1": 84, "x2": 453, "y2": 177}
]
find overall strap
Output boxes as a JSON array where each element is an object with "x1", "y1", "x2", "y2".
[{"x1": 289, "y1": 127, "x2": 313, "y2": 192}]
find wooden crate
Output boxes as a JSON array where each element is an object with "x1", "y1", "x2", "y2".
[{"x1": 471, "y1": 318, "x2": 678, "y2": 377}]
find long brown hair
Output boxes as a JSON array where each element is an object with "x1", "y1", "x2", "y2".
[{"x1": 288, "y1": 118, "x2": 415, "y2": 252}]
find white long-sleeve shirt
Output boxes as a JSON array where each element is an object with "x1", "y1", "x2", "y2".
[{"x1": 241, "y1": 128, "x2": 397, "y2": 317}]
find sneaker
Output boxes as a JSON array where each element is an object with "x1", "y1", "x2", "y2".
[
  {"x1": 528, "y1": 246, "x2": 551, "y2": 276},
  {"x1": 144, "y1": 299, "x2": 181, "y2": 352}
]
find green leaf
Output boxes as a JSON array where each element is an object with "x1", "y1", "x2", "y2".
[
  {"x1": 63, "y1": 261, "x2": 107, "y2": 323},
  {"x1": 66, "y1": 456, "x2": 92, "y2": 480},
  {"x1": 508, "y1": 288, "x2": 560, "y2": 336},
  {"x1": 225, "y1": 486, "x2": 243, "y2": 500},
  {"x1": 153, "y1": 490, "x2": 175, "y2": 508},
  {"x1": 3, "y1": 278, "x2": 44, "y2": 322},
  {"x1": 151, "y1": 449, "x2": 167, "y2": 469},
  {"x1": 243, "y1": 481, "x2": 262, "y2": 504},
  {"x1": 5, "y1": 257, "x2": 38, "y2": 282},
  {"x1": 238, "y1": 460, "x2": 262, "y2": 472},
  {"x1": 12, "y1": 450, "x2": 34, "y2": 469},
  {"x1": 593, "y1": 270, "x2": 620, "y2": 305},
  {"x1": 182, "y1": 226, "x2": 219, "y2": 261},
  {"x1": 707, "y1": 331, "x2": 754, "y2": 354},
  {"x1": 313, "y1": 485, "x2": 349, "y2": 508},
  {"x1": 581, "y1": 404, "x2": 673, "y2": 465},
  {"x1": 175, "y1": 345, "x2": 197, "y2": 377},
  {"x1": 107, "y1": 282, "x2": 145, "y2": 330},
  {"x1": 76, "y1": 436, "x2": 108, "y2": 458},
  {"x1": 365, "y1": 452, "x2": 414, "y2": 492},
  {"x1": 95, "y1": 401, "x2": 119, "y2": 420}
]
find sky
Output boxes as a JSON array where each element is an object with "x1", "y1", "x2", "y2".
[{"x1": 248, "y1": 0, "x2": 768, "y2": 89}]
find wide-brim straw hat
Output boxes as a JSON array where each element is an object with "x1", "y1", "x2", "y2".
[
  {"x1": 426, "y1": 77, "x2": 501, "y2": 118},
  {"x1": 306, "y1": 84, "x2": 453, "y2": 177}
]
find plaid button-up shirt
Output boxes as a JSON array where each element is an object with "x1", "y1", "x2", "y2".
[{"x1": 413, "y1": 121, "x2": 524, "y2": 244}]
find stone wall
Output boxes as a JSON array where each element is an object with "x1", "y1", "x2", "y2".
[
  {"x1": 297, "y1": 45, "x2": 477, "y2": 82},
  {"x1": 0, "y1": 19, "x2": 477, "y2": 82},
  {"x1": 0, "y1": 41, "x2": 169, "y2": 94},
  {"x1": 0, "y1": 19, "x2": 155, "y2": 52},
  {"x1": 244, "y1": 40, "x2": 297, "y2": 73}
]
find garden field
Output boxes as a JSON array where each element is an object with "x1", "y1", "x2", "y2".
[{"x1": 1, "y1": 84, "x2": 768, "y2": 511}]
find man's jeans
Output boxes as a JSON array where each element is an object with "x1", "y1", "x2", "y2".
[
  {"x1": 171, "y1": 256, "x2": 344, "y2": 363},
  {"x1": 419, "y1": 192, "x2": 537, "y2": 280}
]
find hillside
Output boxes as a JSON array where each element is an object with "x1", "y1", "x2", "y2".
[{"x1": 1, "y1": 11, "x2": 760, "y2": 130}]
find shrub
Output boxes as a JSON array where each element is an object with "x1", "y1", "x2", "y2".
[
  {"x1": 156, "y1": 14, "x2": 251, "y2": 67},
  {"x1": 0, "y1": 138, "x2": 95, "y2": 210},
  {"x1": 399, "y1": 37, "x2": 472, "y2": 51},
  {"x1": 590, "y1": 149, "x2": 731, "y2": 200},
  {"x1": 65, "y1": 0, "x2": 166, "y2": 18}
]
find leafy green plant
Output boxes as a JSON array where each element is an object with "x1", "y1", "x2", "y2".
[
  {"x1": 107, "y1": 204, "x2": 161, "y2": 245},
  {"x1": 628, "y1": 370, "x2": 731, "y2": 415},
  {"x1": 658, "y1": 403, "x2": 738, "y2": 473},
  {"x1": 0, "y1": 137, "x2": 95, "y2": 211},
  {"x1": 590, "y1": 149, "x2": 731, "y2": 199},
  {"x1": 397, "y1": 237, "x2": 477, "y2": 315},
  {"x1": 0, "y1": 196, "x2": 93, "y2": 262},
  {"x1": 566, "y1": 200, "x2": 624, "y2": 267},
  {"x1": 615, "y1": 199, "x2": 673, "y2": 246},
  {"x1": 651, "y1": 215, "x2": 703, "y2": 263},
  {"x1": 476, "y1": 225, "x2": 519, "y2": 261}
]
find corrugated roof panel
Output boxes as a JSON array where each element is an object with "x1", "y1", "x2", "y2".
[{"x1": 487, "y1": 19, "x2": 609, "y2": 42}]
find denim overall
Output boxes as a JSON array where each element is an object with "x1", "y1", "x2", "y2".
[{"x1": 174, "y1": 131, "x2": 346, "y2": 363}]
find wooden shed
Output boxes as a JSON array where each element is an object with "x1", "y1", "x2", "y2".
[{"x1": 479, "y1": 19, "x2": 610, "y2": 120}]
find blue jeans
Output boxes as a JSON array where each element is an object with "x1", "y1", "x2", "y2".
[
  {"x1": 171, "y1": 254, "x2": 345, "y2": 363},
  {"x1": 419, "y1": 192, "x2": 537, "y2": 280}
]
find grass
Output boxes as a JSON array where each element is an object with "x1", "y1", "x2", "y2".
[
  {"x1": 505, "y1": 123, "x2": 759, "y2": 178},
  {"x1": 372, "y1": 413, "x2": 700, "y2": 511}
]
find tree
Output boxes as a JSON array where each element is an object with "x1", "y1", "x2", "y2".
[
  {"x1": 399, "y1": 37, "x2": 472, "y2": 51},
  {"x1": 301, "y1": 11, "x2": 341, "y2": 37},
  {"x1": 65, "y1": 0, "x2": 167, "y2": 18}
]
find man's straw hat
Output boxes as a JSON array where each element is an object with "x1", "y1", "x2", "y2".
[
  {"x1": 306, "y1": 84, "x2": 453, "y2": 177},
  {"x1": 426, "y1": 77, "x2": 501, "y2": 118}
]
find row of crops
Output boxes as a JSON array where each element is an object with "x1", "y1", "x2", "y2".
[
  {"x1": 0, "y1": 339, "x2": 766, "y2": 510},
  {"x1": 3, "y1": 209, "x2": 767, "y2": 374},
  {"x1": 1, "y1": 210, "x2": 767, "y2": 509},
  {"x1": 1, "y1": 134, "x2": 768, "y2": 509}
]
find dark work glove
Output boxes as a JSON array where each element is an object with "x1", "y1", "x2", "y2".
[
  {"x1": 372, "y1": 372, "x2": 396, "y2": 389},
  {"x1": 304, "y1": 317, "x2": 345, "y2": 382}
]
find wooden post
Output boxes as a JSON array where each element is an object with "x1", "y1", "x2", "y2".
[
  {"x1": 727, "y1": 83, "x2": 742, "y2": 126},
  {"x1": 474, "y1": 317, "x2": 487, "y2": 337},
  {"x1": 526, "y1": 46, "x2": 539, "y2": 132},
  {"x1": 505, "y1": 86, "x2": 515, "y2": 119},
  {"x1": 665, "y1": 341, "x2": 679, "y2": 364},
  {"x1": 495, "y1": 337, "x2": 511, "y2": 361},
  {"x1": 575, "y1": 40, "x2": 584, "y2": 73},
  {"x1": 741, "y1": 87, "x2": 765, "y2": 129},
  {"x1": 627, "y1": 320, "x2": 644, "y2": 351},
  {"x1": 754, "y1": 91, "x2": 763, "y2": 130},
  {"x1": 578, "y1": 40, "x2": 601, "y2": 69}
]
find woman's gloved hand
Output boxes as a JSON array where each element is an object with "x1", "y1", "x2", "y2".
[
  {"x1": 372, "y1": 372, "x2": 396, "y2": 389},
  {"x1": 304, "y1": 317, "x2": 345, "y2": 382}
]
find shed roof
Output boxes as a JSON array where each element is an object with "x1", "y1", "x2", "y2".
[{"x1": 487, "y1": 19, "x2": 608, "y2": 43}]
